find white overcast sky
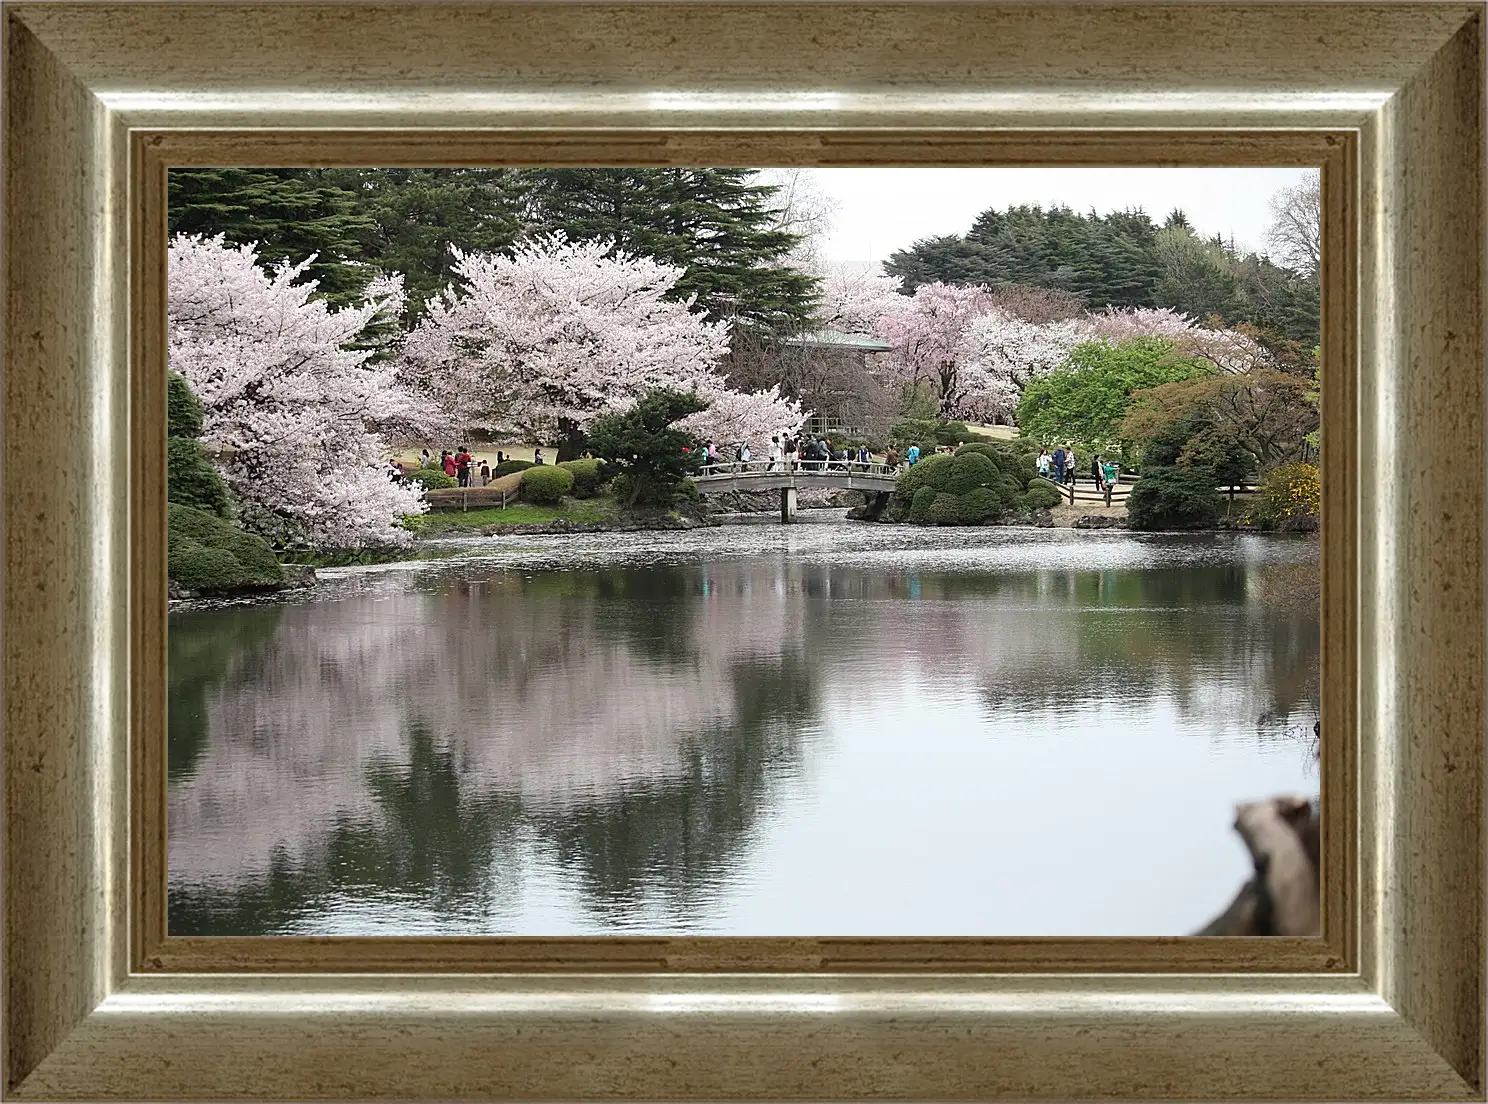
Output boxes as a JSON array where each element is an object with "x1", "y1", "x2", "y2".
[{"x1": 793, "y1": 167, "x2": 1313, "y2": 268}]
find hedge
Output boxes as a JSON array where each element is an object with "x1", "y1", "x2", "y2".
[
  {"x1": 940, "y1": 452, "x2": 999, "y2": 496},
  {"x1": 493, "y1": 459, "x2": 535, "y2": 477},
  {"x1": 521, "y1": 464, "x2": 575, "y2": 505},
  {"x1": 167, "y1": 436, "x2": 232, "y2": 518},
  {"x1": 884, "y1": 437, "x2": 1049, "y2": 525}
]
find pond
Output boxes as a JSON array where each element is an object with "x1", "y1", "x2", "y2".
[{"x1": 168, "y1": 519, "x2": 1320, "y2": 937}]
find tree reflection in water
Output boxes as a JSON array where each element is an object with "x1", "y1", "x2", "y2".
[{"x1": 167, "y1": 532, "x2": 1318, "y2": 935}]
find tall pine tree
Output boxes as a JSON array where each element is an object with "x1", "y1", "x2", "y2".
[{"x1": 523, "y1": 168, "x2": 818, "y2": 329}]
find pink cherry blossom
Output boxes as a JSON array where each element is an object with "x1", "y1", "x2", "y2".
[{"x1": 168, "y1": 234, "x2": 426, "y2": 550}]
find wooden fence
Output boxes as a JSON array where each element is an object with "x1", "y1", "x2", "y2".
[{"x1": 422, "y1": 470, "x2": 525, "y2": 512}]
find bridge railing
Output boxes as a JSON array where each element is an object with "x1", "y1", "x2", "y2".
[{"x1": 697, "y1": 460, "x2": 899, "y2": 479}]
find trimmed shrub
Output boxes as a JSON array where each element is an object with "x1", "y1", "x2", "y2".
[
  {"x1": 940, "y1": 452, "x2": 999, "y2": 496},
  {"x1": 1127, "y1": 466, "x2": 1223, "y2": 530},
  {"x1": 926, "y1": 492, "x2": 967, "y2": 525},
  {"x1": 168, "y1": 503, "x2": 283, "y2": 593},
  {"x1": 962, "y1": 486, "x2": 1004, "y2": 522},
  {"x1": 167, "y1": 436, "x2": 232, "y2": 518},
  {"x1": 521, "y1": 464, "x2": 574, "y2": 505},
  {"x1": 557, "y1": 458, "x2": 606, "y2": 498},
  {"x1": 405, "y1": 466, "x2": 456, "y2": 490},
  {"x1": 894, "y1": 452, "x2": 954, "y2": 499},
  {"x1": 908, "y1": 485, "x2": 938, "y2": 523},
  {"x1": 954, "y1": 441, "x2": 1002, "y2": 460},
  {"x1": 493, "y1": 459, "x2": 534, "y2": 477},
  {"x1": 1022, "y1": 479, "x2": 1064, "y2": 511},
  {"x1": 1244, "y1": 461, "x2": 1320, "y2": 530}
]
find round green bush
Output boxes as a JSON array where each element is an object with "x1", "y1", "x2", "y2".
[
  {"x1": 557, "y1": 458, "x2": 606, "y2": 498},
  {"x1": 168, "y1": 503, "x2": 283, "y2": 593},
  {"x1": 926, "y1": 492, "x2": 967, "y2": 525},
  {"x1": 1022, "y1": 480, "x2": 1064, "y2": 510},
  {"x1": 953, "y1": 441, "x2": 1002, "y2": 461},
  {"x1": 1127, "y1": 465, "x2": 1222, "y2": 530},
  {"x1": 962, "y1": 486, "x2": 1003, "y2": 522},
  {"x1": 908, "y1": 485, "x2": 938, "y2": 523},
  {"x1": 493, "y1": 459, "x2": 534, "y2": 477},
  {"x1": 994, "y1": 475, "x2": 1024, "y2": 504},
  {"x1": 521, "y1": 464, "x2": 575, "y2": 505},
  {"x1": 940, "y1": 452, "x2": 998, "y2": 495},
  {"x1": 405, "y1": 466, "x2": 456, "y2": 490},
  {"x1": 915, "y1": 452, "x2": 956, "y2": 492},
  {"x1": 894, "y1": 452, "x2": 954, "y2": 499}
]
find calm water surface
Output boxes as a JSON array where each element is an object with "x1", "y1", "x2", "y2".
[{"x1": 168, "y1": 519, "x2": 1319, "y2": 936}]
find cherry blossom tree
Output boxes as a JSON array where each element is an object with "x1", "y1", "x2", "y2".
[
  {"x1": 1088, "y1": 306, "x2": 1271, "y2": 373},
  {"x1": 958, "y1": 312, "x2": 1095, "y2": 419},
  {"x1": 810, "y1": 260, "x2": 907, "y2": 334},
  {"x1": 1087, "y1": 306, "x2": 1195, "y2": 342},
  {"x1": 398, "y1": 235, "x2": 737, "y2": 450},
  {"x1": 873, "y1": 282, "x2": 997, "y2": 418},
  {"x1": 398, "y1": 234, "x2": 806, "y2": 457},
  {"x1": 679, "y1": 380, "x2": 805, "y2": 454},
  {"x1": 168, "y1": 233, "x2": 426, "y2": 550}
]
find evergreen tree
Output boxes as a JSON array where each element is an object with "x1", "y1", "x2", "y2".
[
  {"x1": 322, "y1": 168, "x2": 532, "y2": 320},
  {"x1": 889, "y1": 203, "x2": 1161, "y2": 309},
  {"x1": 523, "y1": 168, "x2": 818, "y2": 328},
  {"x1": 168, "y1": 169, "x2": 377, "y2": 308}
]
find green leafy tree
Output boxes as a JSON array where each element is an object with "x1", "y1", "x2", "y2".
[
  {"x1": 883, "y1": 200, "x2": 1320, "y2": 350},
  {"x1": 887, "y1": 204, "x2": 1162, "y2": 308},
  {"x1": 1015, "y1": 337, "x2": 1211, "y2": 455},
  {"x1": 1152, "y1": 227, "x2": 1247, "y2": 323},
  {"x1": 587, "y1": 389, "x2": 708, "y2": 508}
]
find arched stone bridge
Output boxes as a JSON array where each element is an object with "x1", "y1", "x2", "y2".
[{"x1": 695, "y1": 461, "x2": 899, "y2": 522}]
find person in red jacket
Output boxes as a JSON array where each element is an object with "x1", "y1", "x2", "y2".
[
  {"x1": 441, "y1": 450, "x2": 457, "y2": 479},
  {"x1": 455, "y1": 446, "x2": 473, "y2": 487}
]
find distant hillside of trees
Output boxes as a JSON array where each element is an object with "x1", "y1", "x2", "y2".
[{"x1": 884, "y1": 204, "x2": 1319, "y2": 350}]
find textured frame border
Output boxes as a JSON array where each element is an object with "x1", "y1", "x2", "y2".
[{"x1": 3, "y1": 3, "x2": 1483, "y2": 1099}]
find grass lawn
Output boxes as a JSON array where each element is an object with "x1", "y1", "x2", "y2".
[
  {"x1": 966, "y1": 423, "x2": 1021, "y2": 440},
  {"x1": 406, "y1": 497, "x2": 614, "y2": 535}
]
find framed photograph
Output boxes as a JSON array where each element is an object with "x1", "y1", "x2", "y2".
[{"x1": 4, "y1": 2, "x2": 1482, "y2": 1099}]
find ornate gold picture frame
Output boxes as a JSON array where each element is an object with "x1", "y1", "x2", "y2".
[{"x1": 4, "y1": 3, "x2": 1482, "y2": 1098}]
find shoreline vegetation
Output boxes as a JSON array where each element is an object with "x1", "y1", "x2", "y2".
[{"x1": 170, "y1": 425, "x2": 1318, "y2": 600}]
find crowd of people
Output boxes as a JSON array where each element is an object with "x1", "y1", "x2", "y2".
[
  {"x1": 1036, "y1": 446, "x2": 1123, "y2": 505},
  {"x1": 752, "y1": 435, "x2": 876, "y2": 472},
  {"x1": 384, "y1": 445, "x2": 537, "y2": 487}
]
